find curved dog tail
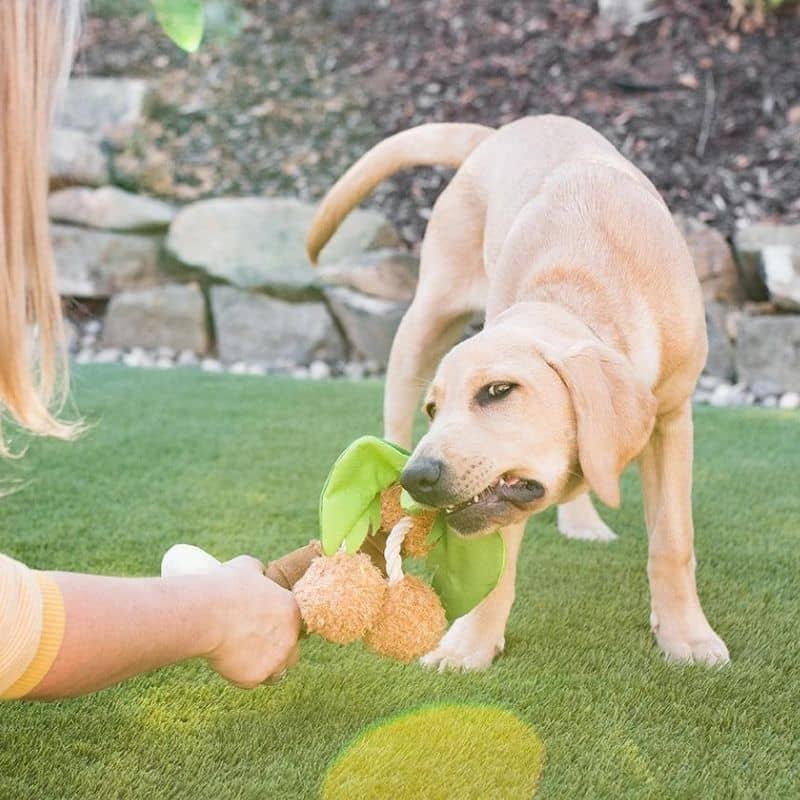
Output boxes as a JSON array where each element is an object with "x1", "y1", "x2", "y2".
[{"x1": 306, "y1": 123, "x2": 494, "y2": 264}]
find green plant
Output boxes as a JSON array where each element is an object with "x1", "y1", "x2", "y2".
[{"x1": 150, "y1": 0, "x2": 205, "y2": 52}]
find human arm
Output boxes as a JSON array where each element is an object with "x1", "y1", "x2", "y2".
[{"x1": 1, "y1": 555, "x2": 301, "y2": 700}]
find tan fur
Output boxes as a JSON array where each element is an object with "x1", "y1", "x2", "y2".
[
  {"x1": 308, "y1": 115, "x2": 728, "y2": 670},
  {"x1": 306, "y1": 123, "x2": 493, "y2": 264}
]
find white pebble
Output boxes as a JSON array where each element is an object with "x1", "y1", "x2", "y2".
[
  {"x1": 201, "y1": 358, "x2": 222, "y2": 373},
  {"x1": 122, "y1": 352, "x2": 144, "y2": 367},
  {"x1": 779, "y1": 391, "x2": 800, "y2": 410},
  {"x1": 177, "y1": 350, "x2": 199, "y2": 366},
  {"x1": 710, "y1": 383, "x2": 733, "y2": 407},
  {"x1": 761, "y1": 396, "x2": 778, "y2": 408},
  {"x1": 229, "y1": 361, "x2": 249, "y2": 375},
  {"x1": 75, "y1": 349, "x2": 93, "y2": 364},
  {"x1": 309, "y1": 360, "x2": 331, "y2": 380},
  {"x1": 247, "y1": 364, "x2": 267, "y2": 376},
  {"x1": 291, "y1": 366, "x2": 309, "y2": 379},
  {"x1": 155, "y1": 356, "x2": 173, "y2": 369},
  {"x1": 94, "y1": 348, "x2": 121, "y2": 364},
  {"x1": 84, "y1": 319, "x2": 102, "y2": 336},
  {"x1": 342, "y1": 362, "x2": 366, "y2": 380},
  {"x1": 698, "y1": 375, "x2": 723, "y2": 391}
]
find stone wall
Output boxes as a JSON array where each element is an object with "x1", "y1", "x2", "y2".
[
  {"x1": 681, "y1": 215, "x2": 800, "y2": 408},
  {"x1": 52, "y1": 78, "x2": 800, "y2": 405}
]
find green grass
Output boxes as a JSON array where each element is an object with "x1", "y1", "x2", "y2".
[{"x1": 1, "y1": 366, "x2": 799, "y2": 799}]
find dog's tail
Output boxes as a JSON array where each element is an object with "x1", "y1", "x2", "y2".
[{"x1": 306, "y1": 123, "x2": 494, "y2": 264}]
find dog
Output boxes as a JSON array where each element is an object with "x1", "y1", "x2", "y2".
[{"x1": 307, "y1": 115, "x2": 729, "y2": 671}]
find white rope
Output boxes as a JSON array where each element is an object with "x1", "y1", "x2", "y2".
[{"x1": 385, "y1": 517, "x2": 413, "y2": 585}]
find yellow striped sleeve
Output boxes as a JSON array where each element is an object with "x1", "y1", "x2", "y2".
[{"x1": 0, "y1": 556, "x2": 65, "y2": 699}]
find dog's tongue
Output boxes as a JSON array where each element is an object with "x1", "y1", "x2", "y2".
[{"x1": 497, "y1": 479, "x2": 545, "y2": 505}]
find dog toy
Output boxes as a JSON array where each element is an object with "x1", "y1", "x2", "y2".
[
  {"x1": 162, "y1": 436, "x2": 506, "y2": 663},
  {"x1": 292, "y1": 515, "x2": 447, "y2": 661}
]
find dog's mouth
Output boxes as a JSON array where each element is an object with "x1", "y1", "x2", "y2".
[{"x1": 443, "y1": 474, "x2": 545, "y2": 530}]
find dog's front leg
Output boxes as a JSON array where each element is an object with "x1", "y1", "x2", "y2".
[
  {"x1": 638, "y1": 403, "x2": 729, "y2": 665},
  {"x1": 421, "y1": 523, "x2": 524, "y2": 672}
]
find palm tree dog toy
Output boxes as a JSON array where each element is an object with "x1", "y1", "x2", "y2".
[{"x1": 162, "y1": 437, "x2": 505, "y2": 663}]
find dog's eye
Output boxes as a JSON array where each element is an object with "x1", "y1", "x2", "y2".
[
  {"x1": 477, "y1": 382, "x2": 517, "y2": 406},
  {"x1": 425, "y1": 401, "x2": 437, "y2": 420}
]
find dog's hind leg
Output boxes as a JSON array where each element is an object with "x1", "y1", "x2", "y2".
[
  {"x1": 383, "y1": 178, "x2": 486, "y2": 449},
  {"x1": 557, "y1": 493, "x2": 618, "y2": 542}
]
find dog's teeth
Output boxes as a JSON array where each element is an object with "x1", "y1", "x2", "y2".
[
  {"x1": 473, "y1": 495, "x2": 480, "y2": 503},
  {"x1": 445, "y1": 506, "x2": 454, "y2": 513}
]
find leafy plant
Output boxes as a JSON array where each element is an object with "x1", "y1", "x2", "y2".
[{"x1": 150, "y1": 0, "x2": 205, "y2": 52}]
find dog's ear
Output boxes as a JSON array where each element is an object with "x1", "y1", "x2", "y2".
[{"x1": 545, "y1": 343, "x2": 656, "y2": 508}]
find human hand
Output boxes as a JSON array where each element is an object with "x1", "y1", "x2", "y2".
[{"x1": 204, "y1": 556, "x2": 302, "y2": 688}]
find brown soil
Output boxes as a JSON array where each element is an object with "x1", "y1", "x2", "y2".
[{"x1": 79, "y1": 0, "x2": 800, "y2": 247}]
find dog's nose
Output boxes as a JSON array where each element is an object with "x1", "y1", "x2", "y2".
[{"x1": 400, "y1": 457, "x2": 444, "y2": 501}]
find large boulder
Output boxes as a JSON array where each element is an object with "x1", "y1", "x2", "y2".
[
  {"x1": 166, "y1": 197, "x2": 401, "y2": 299},
  {"x1": 733, "y1": 223, "x2": 800, "y2": 302},
  {"x1": 703, "y1": 302, "x2": 735, "y2": 381},
  {"x1": 324, "y1": 287, "x2": 407, "y2": 367},
  {"x1": 760, "y1": 245, "x2": 800, "y2": 312},
  {"x1": 210, "y1": 286, "x2": 346, "y2": 364},
  {"x1": 48, "y1": 186, "x2": 175, "y2": 232},
  {"x1": 735, "y1": 313, "x2": 800, "y2": 392},
  {"x1": 317, "y1": 250, "x2": 419, "y2": 302},
  {"x1": 101, "y1": 283, "x2": 209, "y2": 353},
  {"x1": 673, "y1": 215, "x2": 741, "y2": 304},
  {"x1": 51, "y1": 224, "x2": 162, "y2": 298},
  {"x1": 49, "y1": 128, "x2": 109, "y2": 187},
  {"x1": 56, "y1": 78, "x2": 150, "y2": 135}
]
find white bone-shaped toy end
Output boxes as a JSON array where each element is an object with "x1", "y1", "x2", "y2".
[{"x1": 161, "y1": 544, "x2": 222, "y2": 577}]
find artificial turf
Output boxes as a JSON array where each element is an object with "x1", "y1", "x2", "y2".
[{"x1": 1, "y1": 366, "x2": 798, "y2": 799}]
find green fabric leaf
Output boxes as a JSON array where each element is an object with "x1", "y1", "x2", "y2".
[
  {"x1": 318, "y1": 435, "x2": 506, "y2": 620},
  {"x1": 319, "y1": 436, "x2": 409, "y2": 555},
  {"x1": 150, "y1": 0, "x2": 204, "y2": 52},
  {"x1": 426, "y1": 528, "x2": 505, "y2": 622}
]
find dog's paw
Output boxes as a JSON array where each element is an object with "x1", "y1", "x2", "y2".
[
  {"x1": 558, "y1": 519, "x2": 618, "y2": 542},
  {"x1": 652, "y1": 614, "x2": 729, "y2": 666},
  {"x1": 420, "y1": 615, "x2": 505, "y2": 672}
]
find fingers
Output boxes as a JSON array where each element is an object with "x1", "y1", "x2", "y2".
[
  {"x1": 223, "y1": 554, "x2": 266, "y2": 576},
  {"x1": 207, "y1": 553, "x2": 303, "y2": 689},
  {"x1": 263, "y1": 642, "x2": 301, "y2": 685}
]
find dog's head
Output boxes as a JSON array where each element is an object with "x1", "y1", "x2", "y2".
[{"x1": 400, "y1": 314, "x2": 656, "y2": 535}]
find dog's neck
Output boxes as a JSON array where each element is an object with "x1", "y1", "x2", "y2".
[
  {"x1": 489, "y1": 300, "x2": 625, "y2": 356},
  {"x1": 487, "y1": 264, "x2": 628, "y2": 352}
]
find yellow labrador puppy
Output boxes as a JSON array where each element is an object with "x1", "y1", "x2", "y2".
[{"x1": 307, "y1": 115, "x2": 729, "y2": 671}]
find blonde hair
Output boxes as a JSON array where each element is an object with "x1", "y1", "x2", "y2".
[{"x1": 0, "y1": 0, "x2": 83, "y2": 455}]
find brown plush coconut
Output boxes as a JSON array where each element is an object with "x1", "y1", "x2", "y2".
[
  {"x1": 365, "y1": 575, "x2": 447, "y2": 662},
  {"x1": 293, "y1": 551, "x2": 386, "y2": 644},
  {"x1": 380, "y1": 483, "x2": 437, "y2": 558},
  {"x1": 363, "y1": 515, "x2": 447, "y2": 661}
]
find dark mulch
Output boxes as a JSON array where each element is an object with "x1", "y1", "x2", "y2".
[{"x1": 79, "y1": 0, "x2": 800, "y2": 246}]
